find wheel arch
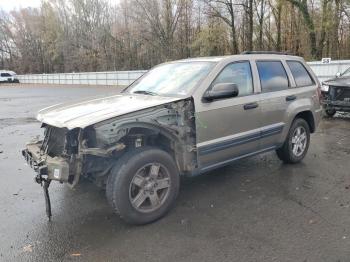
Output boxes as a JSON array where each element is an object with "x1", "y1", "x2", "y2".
[
  {"x1": 116, "y1": 122, "x2": 196, "y2": 174},
  {"x1": 293, "y1": 110, "x2": 315, "y2": 133}
]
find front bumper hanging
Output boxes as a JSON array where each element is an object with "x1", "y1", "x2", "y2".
[
  {"x1": 22, "y1": 142, "x2": 71, "y2": 220},
  {"x1": 22, "y1": 142, "x2": 70, "y2": 182}
]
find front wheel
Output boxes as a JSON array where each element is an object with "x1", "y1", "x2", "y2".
[
  {"x1": 276, "y1": 118, "x2": 310, "y2": 164},
  {"x1": 106, "y1": 147, "x2": 180, "y2": 225},
  {"x1": 325, "y1": 109, "x2": 336, "y2": 117}
]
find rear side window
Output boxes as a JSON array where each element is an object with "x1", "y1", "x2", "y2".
[
  {"x1": 256, "y1": 61, "x2": 289, "y2": 92},
  {"x1": 212, "y1": 61, "x2": 253, "y2": 97},
  {"x1": 1, "y1": 73, "x2": 11, "y2": 77},
  {"x1": 287, "y1": 61, "x2": 314, "y2": 87}
]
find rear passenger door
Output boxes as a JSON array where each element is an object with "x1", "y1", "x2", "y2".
[
  {"x1": 257, "y1": 60, "x2": 317, "y2": 149},
  {"x1": 256, "y1": 60, "x2": 292, "y2": 149}
]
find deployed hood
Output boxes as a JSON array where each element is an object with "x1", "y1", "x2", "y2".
[
  {"x1": 37, "y1": 93, "x2": 183, "y2": 130},
  {"x1": 323, "y1": 77, "x2": 350, "y2": 88}
]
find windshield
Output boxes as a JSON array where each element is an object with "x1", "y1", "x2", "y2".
[
  {"x1": 125, "y1": 61, "x2": 214, "y2": 96},
  {"x1": 341, "y1": 67, "x2": 350, "y2": 77}
]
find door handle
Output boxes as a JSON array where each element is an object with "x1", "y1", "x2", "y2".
[
  {"x1": 286, "y1": 95, "x2": 297, "y2": 101},
  {"x1": 243, "y1": 102, "x2": 259, "y2": 110}
]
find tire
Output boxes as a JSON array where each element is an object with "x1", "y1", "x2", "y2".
[
  {"x1": 106, "y1": 147, "x2": 180, "y2": 225},
  {"x1": 325, "y1": 109, "x2": 336, "y2": 117},
  {"x1": 276, "y1": 118, "x2": 310, "y2": 164}
]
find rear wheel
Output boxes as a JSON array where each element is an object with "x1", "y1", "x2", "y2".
[
  {"x1": 276, "y1": 118, "x2": 310, "y2": 164},
  {"x1": 106, "y1": 147, "x2": 179, "y2": 225}
]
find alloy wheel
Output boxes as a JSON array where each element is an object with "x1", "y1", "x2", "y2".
[
  {"x1": 291, "y1": 126, "x2": 307, "y2": 157},
  {"x1": 129, "y1": 163, "x2": 171, "y2": 213}
]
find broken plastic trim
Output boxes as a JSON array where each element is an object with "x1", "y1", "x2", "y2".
[
  {"x1": 43, "y1": 179, "x2": 52, "y2": 221},
  {"x1": 35, "y1": 172, "x2": 52, "y2": 221}
]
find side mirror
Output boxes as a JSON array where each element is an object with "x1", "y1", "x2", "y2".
[
  {"x1": 336, "y1": 72, "x2": 341, "y2": 78},
  {"x1": 203, "y1": 83, "x2": 239, "y2": 101}
]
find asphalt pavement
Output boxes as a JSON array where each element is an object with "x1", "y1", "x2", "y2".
[{"x1": 0, "y1": 84, "x2": 349, "y2": 262}]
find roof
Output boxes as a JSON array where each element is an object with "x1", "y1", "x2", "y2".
[
  {"x1": 0, "y1": 70, "x2": 16, "y2": 75},
  {"x1": 241, "y1": 51, "x2": 292, "y2": 55},
  {"x1": 176, "y1": 57, "x2": 225, "y2": 63}
]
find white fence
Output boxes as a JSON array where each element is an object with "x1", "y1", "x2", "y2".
[
  {"x1": 16, "y1": 60, "x2": 350, "y2": 86},
  {"x1": 308, "y1": 60, "x2": 350, "y2": 82},
  {"x1": 17, "y1": 70, "x2": 147, "y2": 86}
]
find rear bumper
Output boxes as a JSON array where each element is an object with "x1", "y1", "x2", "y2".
[{"x1": 22, "y1": 142, "x2": 70, "y2": 182}]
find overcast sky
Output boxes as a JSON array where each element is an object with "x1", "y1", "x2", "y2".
[{"x1": 0, "y1": 0, "x2": 41, "y2": 12}]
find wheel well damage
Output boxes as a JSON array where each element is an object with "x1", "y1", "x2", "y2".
[{"x1": 78, "y1": 98, "x2": 197, "y2": 186}]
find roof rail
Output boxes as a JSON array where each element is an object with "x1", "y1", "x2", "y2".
[{"x1": 241, "y1": 51, "x2": 293, "y2": 55}]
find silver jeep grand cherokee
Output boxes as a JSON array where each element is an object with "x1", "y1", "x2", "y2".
[{"x1": 22, "y1": 52, "x2": 322, "y2": 224}]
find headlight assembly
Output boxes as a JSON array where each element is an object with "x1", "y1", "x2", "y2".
[{"x1": 321, "y1": 84, "x2": 329, "y2": 92}]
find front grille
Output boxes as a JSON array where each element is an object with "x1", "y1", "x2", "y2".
[
  {"x1": 329, "y1": 86, "x2": 350, "y2": 101},
  {"x1": 42, "y1": 126, "x2": 67, "y2": 157}
]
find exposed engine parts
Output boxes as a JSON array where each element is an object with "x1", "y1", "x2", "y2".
[{"x1": 23, "y1": 99, "x2": 197, "y2": 189}]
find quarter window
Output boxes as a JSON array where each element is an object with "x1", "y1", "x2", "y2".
[
  {"x1": 212, "y1": 61, "x2": 253, "y2": 97},
  {"x1": 256, "y1": 61, "x2": 289, "y2": 92},
  {"x1": 287, "y1": 61, "x2": 314, "y2": 87}
]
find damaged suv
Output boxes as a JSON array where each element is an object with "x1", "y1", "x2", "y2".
[
  {"x1": 321, "y1": 66, "x2": 350, "y2": 116},
  {"x1": 23, "y1": 52, "x2": 322, "y2": 224}
]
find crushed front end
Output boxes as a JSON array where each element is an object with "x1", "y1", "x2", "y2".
[
  {"x1": 322, "y1": 85, "x2": 350, "y2": 112},
  {"x1": 22, "y1": 98, "x2": 197, "y2": 220},
  {"x1": 22, "y1": 125, "x2": 82, "y2": 186},
  {"x1": 22, "y1": 125, "x2": 84, "y2": 220}
]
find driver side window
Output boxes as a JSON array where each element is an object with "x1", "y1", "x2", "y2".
[{"x1": 212, "y1": 61, "x2": 253, "y2": 97}]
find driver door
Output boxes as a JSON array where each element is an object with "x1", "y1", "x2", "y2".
[{"x1": 195, "y1": 61, "x2": 262, "y2": 171}]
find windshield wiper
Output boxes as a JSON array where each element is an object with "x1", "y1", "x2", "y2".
[{"x1": 132, "y1": 90, "x2": 158, "y2": 96}]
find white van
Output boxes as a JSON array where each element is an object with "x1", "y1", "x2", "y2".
[{"x1": 0, "y1": 70, "x2": 19, "y2": 83}]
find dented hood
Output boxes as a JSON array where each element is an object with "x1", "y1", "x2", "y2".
[
  {"x1": 323, "y1": 77, "x2": 350, "y2": 88},
  {"x1": 37, "y1": 93, "x2": 182, "y2": 130}
]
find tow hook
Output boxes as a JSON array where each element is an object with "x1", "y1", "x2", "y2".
[{"x1": 35, "y1": 173, "x2": 52, "y2": 221}]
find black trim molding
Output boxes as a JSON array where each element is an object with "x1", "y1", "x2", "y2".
[{"x1": 198, "y1": 124, "x2": 284, "y2": 156}]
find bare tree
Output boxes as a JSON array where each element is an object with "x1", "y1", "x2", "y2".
[
  {"x1": 0, "y1": 0, "x2": 349, "y2": 73},
  {"x1": 133, "y1": 0, "x2": 184, "y2": 60},
  {"x1": 202, "y1": 0, "x2": 239, "y2": 53},
  {"x1": 286, "y1": 0, "x2": 317, "y2": 58}
]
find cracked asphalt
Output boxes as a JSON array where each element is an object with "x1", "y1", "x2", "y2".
[{"x1": 0, "y1": 84, "x2": 349, "y2": 262}]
